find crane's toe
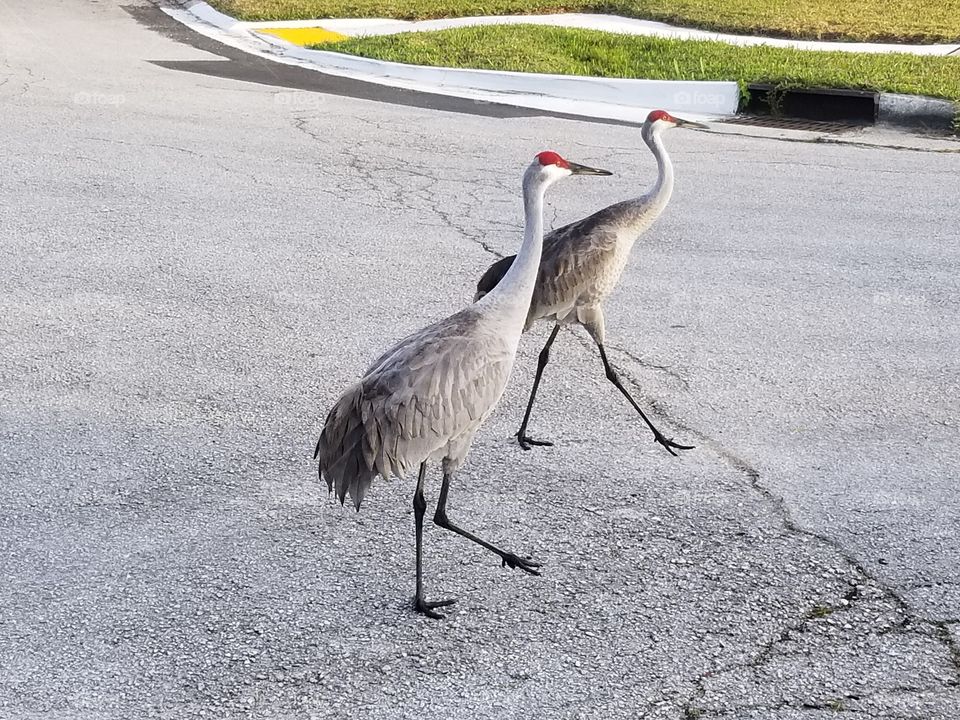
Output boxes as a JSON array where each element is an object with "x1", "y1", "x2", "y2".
[
  {"x1": 414, "y1": 596, "x2": 457, "y2": 620},
  {"x1": 655, "y1": 433, "x2": 695, "y2": 456},
  {"x1": 500, "y1": 552, "x2": 542, "y2": 576},
  {"x1": 516, "y1": 433, "x2": 554, "y2": 451}
]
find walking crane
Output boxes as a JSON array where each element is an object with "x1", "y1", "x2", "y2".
[
  {"x1": 316, "y1": 152, "x2": 611, "y2": 618},
  {"x1": 475, "y1": 110, "x2": 705, "y2": 455}
]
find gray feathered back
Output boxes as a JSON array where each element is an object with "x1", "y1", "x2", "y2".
[{"x1": 315, "y1": 308, "x2": 513, "y2": 510}]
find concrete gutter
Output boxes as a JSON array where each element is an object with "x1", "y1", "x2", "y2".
[{"x1": 161, "y1": 1, "x2": 739, "y2": 123}]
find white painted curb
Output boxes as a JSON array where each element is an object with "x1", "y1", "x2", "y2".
[
  {"x1": 162, "y1": 1, "x2": 740, "y2": 123},
  {"x1": 183, "y1": 0, "x2": 243, "y2": 32},
  {"x1": 279, "y1": 42, "x2": 739, "y2": 119}
]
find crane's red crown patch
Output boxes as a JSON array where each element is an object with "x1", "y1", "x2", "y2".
[
  {"x1": 647, "y1": 109, "x2": 675, "y2": 123},
  {"x1": 536, "y1": 151, "x2": 570, "y2": 169}
]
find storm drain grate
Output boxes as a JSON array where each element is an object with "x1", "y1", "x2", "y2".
[{"x1": 721, "y1": 115, "x2": 866, "y2": 133}]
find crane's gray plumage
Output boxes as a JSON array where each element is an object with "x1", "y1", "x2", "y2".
[
  {"x1": 474, "y1": 110, "x2": 705, "y2": 455},
  {"x1": 314, "y1": 151, "x2": 612, "y2": 618},
  {"x1": 475, "y1": 201, "x2": 639, "y2": 332},
  {"x1": 316, "y1": 306, "x2": 511, "y2": 510}
]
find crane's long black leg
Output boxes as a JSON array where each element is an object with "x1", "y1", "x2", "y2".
[
  {"x1": 433, "y1": 472, "x2": 541, "y2": 575},
  {"x1": 516, "y1": 324, "x2": 561, "y2": 451},
  {"x1": 412, "y1": 462, "x2": 455, "y2": 619},
  {"x1": 596, "y1": 343, "x2": 694, "y2": 456}
]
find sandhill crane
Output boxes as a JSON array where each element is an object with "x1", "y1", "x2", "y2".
[
  {"x1": 475, "y1": 110, "x2": 705, "y2": 455},
  {"x1": 315, "y1": 152, "x2": 611, "y2": 619}
]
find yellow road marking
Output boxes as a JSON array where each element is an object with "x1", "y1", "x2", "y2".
[{"x1": 258, "y1": 27, "x2": 348, "y2": 46}]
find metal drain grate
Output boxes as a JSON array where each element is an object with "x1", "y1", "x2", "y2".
[{"x1": 721, "y1": 115, "x2": 866, "y2": 133}]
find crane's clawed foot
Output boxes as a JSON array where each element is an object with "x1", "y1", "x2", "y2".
[
  {"x1": 653, "y1": 432, "x2": 695, "y2": 457},
  {"x1": 516, "y1": 433, "x2": 554, "y2": 451},
  {"x1": 414, "y1": 595, "x2": 456, "y2": 620},
  {"x1": 499, "y1": 552, "x2": 542, "y2": 576}
]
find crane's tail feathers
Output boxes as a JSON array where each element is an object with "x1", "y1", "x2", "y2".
[
  {"x1": 315, "y1": 386, "x2": 377, "y2": 511},
  {"x1": 325, "y1": 449, "x2": 374, "y2": 511}
]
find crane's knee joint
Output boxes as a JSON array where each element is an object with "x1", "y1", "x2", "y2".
[
  {"x1": 433, "y1": 509, "x2": 449, "y2": 527},
  {"x1": 413, "y1": 491, "x2": 426, "y2": 515}
]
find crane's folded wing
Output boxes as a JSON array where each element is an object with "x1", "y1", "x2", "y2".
[
  {"x1": 318, "y1": 306, "x2": 513, "y2": 509},
  {"x1": 532, "y1": 210, "x2": 623, "y2": 320},
  {"x1": 358, "y1": 327, "x2": 513, "y2": 479}
]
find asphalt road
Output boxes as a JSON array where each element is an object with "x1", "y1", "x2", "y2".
[{"x1": 1, "y1": 2, "x2": 958, "y2": 718}]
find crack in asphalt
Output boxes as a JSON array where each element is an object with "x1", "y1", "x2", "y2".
[
  {"x1": 1, "y1": 57, "x2": 36, "y2": 100},
  {"x1": 708, "y1": 128, "x2": 960, "y2": 154},
  {"x1": 814, "y1": 136, "x2": 960, "y2": 154},
  {"x1": 539, "y1": 303, "x2": 960, "y2": 714},
  {"x1": 667, "y1": 448, "x2": 960, "y2": 715},
  {"x1": 906, "y1": 580, "x2": 960, "y2": 591},
  {"x1": 432, "y1": 201, "x2": 506, "y2": 259},
  {"x1": 289, "y1": 114, "x2": 599, "y2": 266},
  {"x1": 689, "y1": 685, "x2": 946, "y2": 718},
  {"x1": 291, "y1": 116, "x2": 401, "y2": 211},
  {"x1": 567, "y1": 131, "x2": 960, "y2": 158},
  {"x1": 291, "y1": 115, "x2": 326, "y2": 145},
  {"x1": 606, "y1": 342, "x2": 691, "y2": 390},
  {"x1": 83, "y1": 135, "x2": 204, "y2": 157},
  {"x1": 80, "y1": 134, "x2": 273, "y2": 186}
]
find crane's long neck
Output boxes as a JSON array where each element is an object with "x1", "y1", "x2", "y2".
[
  {"x1": 621, "y1": 124, "x2": 674, "y2": 231},
  {"x1": 646, "y1": 125, "x2": 674, "y2": 210},
  {"x1": 479, "y1": 171, "x2": 545, "y2": 320}
]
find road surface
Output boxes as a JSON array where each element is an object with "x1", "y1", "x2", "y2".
[{"x1": 1, "y1": 1, "x2": 958, "y2": 718}]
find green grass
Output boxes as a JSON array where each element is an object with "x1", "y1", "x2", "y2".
[
  {"x1": 808, "y1": 604, "x2": 836, "y2": 619},
  {"x1": 210, "y1": 0, "x2": 960, "y2": 44},
  {"x1": 318, "y1": 25, "x2": 960, "y2": 105}
]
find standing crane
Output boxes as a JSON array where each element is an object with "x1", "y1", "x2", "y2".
[
  {"x1": 315, "y1": 151, "x2": 612, "y2": 619},
  {"x1": 475, "y1": 110, "x2": 705, "y2": 455}
]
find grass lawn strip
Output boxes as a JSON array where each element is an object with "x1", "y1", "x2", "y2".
[
  {"x1": 317, "y1": 25, "x2": 960, "y2": 105},
  {"x1": 209, "y1": 0, "x2": 960, "y2": 44}
]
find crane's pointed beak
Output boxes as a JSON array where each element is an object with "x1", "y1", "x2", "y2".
[
  {"x1": 567, "y1": 161, "x2": 613, "y2": 176},
  {"x1": 675, "y1": 117, "x2": 709, "y2": 129}
]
